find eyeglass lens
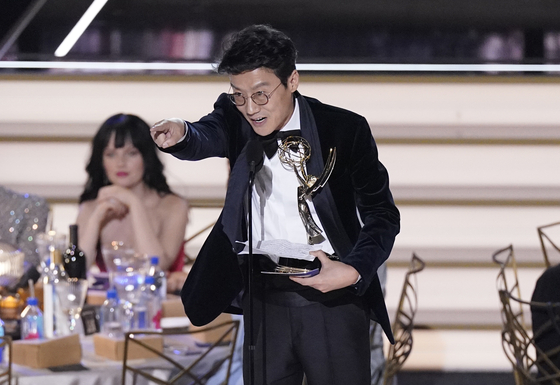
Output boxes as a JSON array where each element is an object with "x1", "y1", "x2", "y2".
[
  {"x1": 230, "y1": 92, "x2": 268, "y2": 106},
  {"x1": 229, "y1": 83, "x2": 281, "y2": 106}
]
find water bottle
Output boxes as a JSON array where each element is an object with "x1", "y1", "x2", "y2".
[
  {"x1": 100, "y1": 289, "x2": 123, "y2": 338},
  {"x1": 119, "y1": 300, "x2": 134, "y2": 333},
  {"x1": 144, "y1": 276, "x2": 163, "y2": 330},
  {"x1": 134, "y1": 276, "x2": 162, "y2": 330},
  {"x1": 20, "y1": 297, "x2": 44, "y2": 340},
  {"x1": 147, "y1": 256, "x2": 167, "y2": 300},
  {"x1": 44, "y1": 249, "x2": 68, "y2": 337}
]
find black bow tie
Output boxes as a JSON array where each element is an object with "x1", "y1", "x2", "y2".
[{"x1": 259, "y1": 129, "x2": 302, "y2": 159}]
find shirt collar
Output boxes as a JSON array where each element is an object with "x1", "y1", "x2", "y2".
[{"x1": 280, "y1": 98, "x2": 300, "y2": 132}]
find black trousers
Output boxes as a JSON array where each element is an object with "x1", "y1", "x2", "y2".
[{"x1": 241, "y1": 257, "x2": 371, "y2": 385}]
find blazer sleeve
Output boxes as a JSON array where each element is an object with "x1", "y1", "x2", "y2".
[
  {"x1": 344, "y1": 116, "x2": 400, "y2": 295},
  {"x1": 159, "y1": 93, "x2": 232, "y2": 161}
]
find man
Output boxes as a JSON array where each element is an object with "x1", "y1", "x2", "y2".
[{"x1": 151, "y1": 24, "x2": 400, "y2": 385}]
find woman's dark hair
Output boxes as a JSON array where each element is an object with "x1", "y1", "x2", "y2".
[
  {"x1": 217, "y1": 24, "x2": 298, "y2": 86},
  {"x1": 79, "y1": 113, "x2": 172, "y2": 203}
]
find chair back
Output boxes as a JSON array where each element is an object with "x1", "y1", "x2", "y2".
[
  {"x1": 0, "y1": 334, "x2": 12, "y2": 385},
  {"x1": 538, "y1": 221, "x2": 560, "y2": 268},
  {"x1": 382, "y1": 253, "x2": 425, "y2": 385},
  {"x1": 121, "y1": 319, "x2": 240, "y2": 385},
  {"x1": 493, "y1": 245, "x2": 526, "y2": 327},
  {"x1": 494, "y1": 244, "x2": 560, "y2": 385},
  {"x1": 499, "y1": 290, "x2": 560, "y2": 384}
]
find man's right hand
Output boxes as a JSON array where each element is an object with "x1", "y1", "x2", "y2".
[{"x1": 150, "y1": 118, "x2": 185, "y2": 148}]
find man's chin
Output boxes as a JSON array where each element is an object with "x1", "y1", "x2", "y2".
[{"x1": 252, "y1": 126, "x2": 276, "y2": 137}]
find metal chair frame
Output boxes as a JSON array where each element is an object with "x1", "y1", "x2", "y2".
[
  {"x1": 494, "y1": 244, "x2": 560, "y2": 385},
  {"x1": 382, "y1": 253, "x2": 425, "y2": 385},
  {"x1": 538, "y1": 221, "x2": 560, "y2": 269},
  {"x1": 121, "y1": 320, "x2": 240, "y2": 385},
  {"x1": 0, "y1": 335, "x2": 12, "y2": 385}
]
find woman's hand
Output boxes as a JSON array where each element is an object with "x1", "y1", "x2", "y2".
[
  {"x1": 97, "y1": 185, "x2": 138, "y2": 208},
  {"x1": 91, "y1": 195, "x2": 128, "y2": 224}
]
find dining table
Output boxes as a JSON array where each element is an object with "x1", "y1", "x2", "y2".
[{"x1": 9, "y1": 333, "x2": 230, "y2": 385}]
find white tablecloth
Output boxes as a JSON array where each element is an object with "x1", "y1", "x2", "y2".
[{"x1": 11, "y1": 335, "x2": 229, "y2": 385}]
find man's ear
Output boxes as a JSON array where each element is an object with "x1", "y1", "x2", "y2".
[{"x1": 289, "y1": 70, "x2": 299, "y2": 92}]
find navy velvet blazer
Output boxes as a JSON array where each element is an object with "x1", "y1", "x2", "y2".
[{"x1": 164, "y1": 92, "x2": 400, "y2": 343}]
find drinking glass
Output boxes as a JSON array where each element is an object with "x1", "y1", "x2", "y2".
[
  {"x1": 101, "y1": 241, "x2": 136, "y2": 272},
  {"x1": 36, "y1": 231, "x2": 67, "y2": 267},
  {"x1": 101, "y1": 241, "x2": 145, "y2": 287},
  {"x1": 113, "y1": 271, "x2": 144, "y2": 305},
  {"x1": 54, "y1": 278, "x2": 89, "y2": 334}
]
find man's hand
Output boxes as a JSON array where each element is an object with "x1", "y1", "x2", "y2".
[
  {"x1": 150, "y1": 118, "x2": 185, "y2": 148},
  {"x1": 290, "y1": 250, "x2": 360, "y2": 293}
]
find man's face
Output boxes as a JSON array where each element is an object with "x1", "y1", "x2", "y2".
[{"x1": 229, "y1": 67, "x2": 299, "y2": 137}]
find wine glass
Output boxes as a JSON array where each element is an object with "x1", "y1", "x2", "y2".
[
  {"x1": 54, "y1": 278, "x2": 89, "y2": 334},
  {"x1": 113, "y1": 270, "x2": 144, "y2": 305},
  {"x1": 36, "y1": 231, "x2": 66, "y2": 267},
  {"x1": 101, "y1": 241, "x2": 137, "y2": 287}
]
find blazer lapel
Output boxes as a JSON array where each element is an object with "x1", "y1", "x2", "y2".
[
  {"x1": 298, "y1": 94, "x2": 354, "y2": 258},
  {"x1": 221, "y1": 145, "x2": 249, "y2": 252}
]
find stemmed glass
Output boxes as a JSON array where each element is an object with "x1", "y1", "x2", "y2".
[
  {"x1": 36, "y1": 231, "x2": 66, "y2": 270},
  {"x1": 54, "y1": 278, "x2": 89, "y2": 334},
  {"x1": 101, "y1": 241, "x2": 137, "y2": 287}
]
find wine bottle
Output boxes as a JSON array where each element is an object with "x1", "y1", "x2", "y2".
[{"x1": 63, "y1": 224, "x2": 87, "y2": 279}]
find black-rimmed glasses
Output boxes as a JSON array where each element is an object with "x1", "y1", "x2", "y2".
[{"x1": 227, "y1": 82, "x2": 282, "y2": 106}]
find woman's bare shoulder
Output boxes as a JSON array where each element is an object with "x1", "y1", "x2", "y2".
[
  {"x1": 78, "y1": 200, "x2": 97, "y2": 214},
  {"x1": 159, "y1": 193, "x2": 189, "y2": 213}
]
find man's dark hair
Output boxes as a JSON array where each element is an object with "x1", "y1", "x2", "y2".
[{"x1": 218, "y1": 24, "x2": 298, "y2": 86}]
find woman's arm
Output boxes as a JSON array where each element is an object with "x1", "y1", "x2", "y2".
[
  {"x1": 76, "y1": 198, "x2": 127, "y2": 267},
  {"x1": 157, "y1": 196, "x2": 189, "y2": 271},
  {"x1": 97, "y1": 185, "x2": 189, "y2": 271}
]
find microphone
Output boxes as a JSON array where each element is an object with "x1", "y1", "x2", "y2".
[{"x1": 246, "y1": 140, "x2": 264, "y2": 184}]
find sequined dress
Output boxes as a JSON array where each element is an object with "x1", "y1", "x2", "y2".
[{"x1": 0, "y1": 186, "x2": 50, "y2": 267}]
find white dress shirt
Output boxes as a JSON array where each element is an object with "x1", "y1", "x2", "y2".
[{"x1": 250, "y1": 100, "x2": 335, "y2": 255}]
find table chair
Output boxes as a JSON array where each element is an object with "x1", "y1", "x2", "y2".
[
  {"x1": 0, "y1": 334, "x2": 12, "y2": 385},
  {"x1": 122, "y1": 319, "x2": 240, "y2": 385},
  {"x1": 494, "y1": 244, "x2": 560, "y2": 384},
  {"x1": 382, "y1": 253, "x2": 425, "y2": 385},
  {"x1": 538, "y1": 221, "x2": 560, "y2": 268},
  {"x1": 493, "y1": 245, "x2": 523, "y2": 309}
]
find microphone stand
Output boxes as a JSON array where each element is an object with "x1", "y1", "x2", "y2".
[{"x1": 247, "y1": 160, "x2": 257, "y2": 385}]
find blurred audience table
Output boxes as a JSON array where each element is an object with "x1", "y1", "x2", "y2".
[{"x1": 11, "y1": 334, "x2": 228, "y2": 385}]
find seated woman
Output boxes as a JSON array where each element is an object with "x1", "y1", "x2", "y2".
[{"x1": 76, "y1": 113, "x2": 189, "y2": 281}]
